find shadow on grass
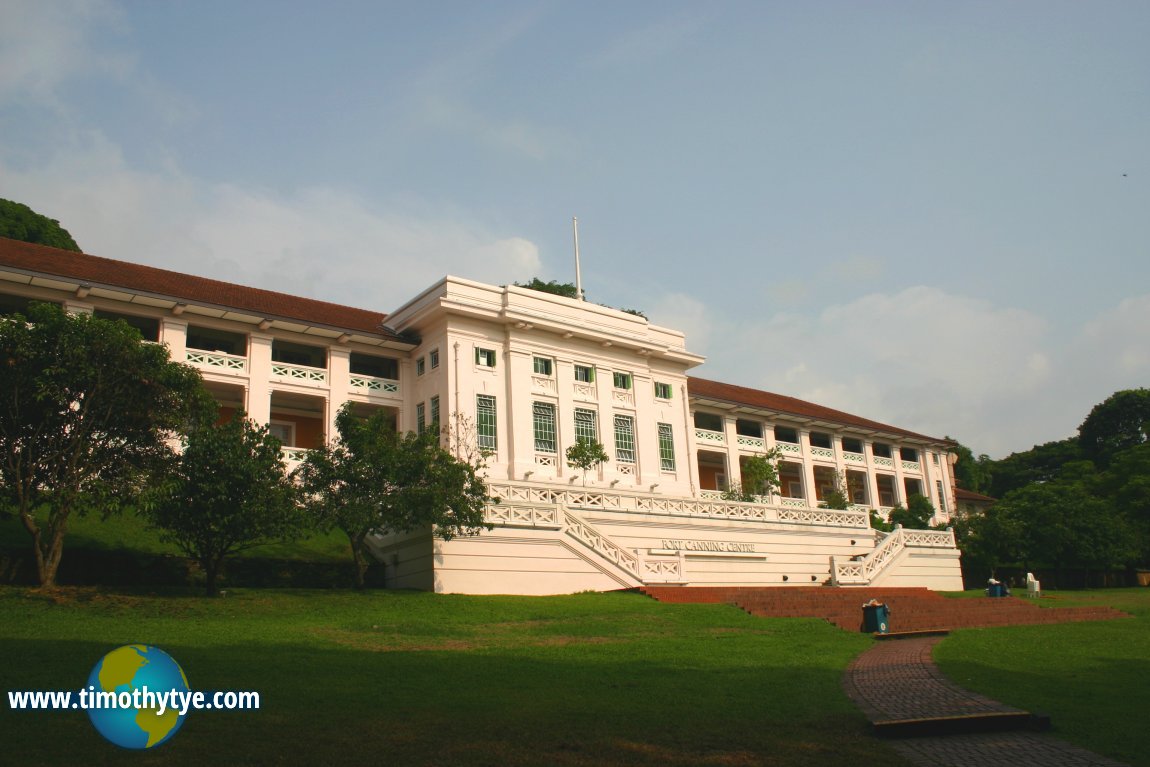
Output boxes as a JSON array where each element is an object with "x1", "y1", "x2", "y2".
[{"x1": 2, "y1": 635, "x2": 904, "y2": 767}]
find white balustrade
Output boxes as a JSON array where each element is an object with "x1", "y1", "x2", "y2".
[
  {"x1": 694, "y1": 428, "x2": 725, "y2": 444},
  {"x1": 901, "y1": 460, "x2": 921, "y2": 473},
  {"x1": 811, "y1": 446, "x2": 834, "y2": 460},
  {"x1": 349, "y1": 375, "x2": 399, "y2": 394},
  {"x1": 737, "y1": 435, "x2": 764, "y2": 449},
  {"x1": 873, "y1": 456, "x2": 894, "y2": 468},
  {"x1": 843, "y1": 451, "x2": 866, "y2": 463},
  {"x1": 186, "y1": 349, "x2": 247, "y2": 372},
  {"x1": 272, "y1": 362, "x2": 327, "y2": 383},
  {"x1": 776, "y1": 441, "x2": 801, "y2": 455}
]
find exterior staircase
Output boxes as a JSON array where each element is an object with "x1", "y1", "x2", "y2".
[{"x1": 641, "y1": 586, "x2": 1130, "y2": 632}]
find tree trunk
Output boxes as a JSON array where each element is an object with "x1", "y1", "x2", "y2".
[
  {"x1": 350, "y1": 535, "x2": 368, "y2": 590},
  {"x1": 24, "y1": 510, "x2": 66, "y2": 589},
  {"x1": 204, "y1": 558, "x2": 221, "y2": 597}
]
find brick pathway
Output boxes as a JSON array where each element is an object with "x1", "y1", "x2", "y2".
[{"x1": 843, "y1": 636, "x2": 1128, "y2": 767}]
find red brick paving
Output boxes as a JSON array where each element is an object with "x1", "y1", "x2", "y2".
[{"x1": 844, "y1": 636, "x2": 1128, "y2": 767}]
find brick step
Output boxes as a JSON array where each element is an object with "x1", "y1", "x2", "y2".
[{"x1": 642, "y1": 586, "x2": 1130, "y2": 632}]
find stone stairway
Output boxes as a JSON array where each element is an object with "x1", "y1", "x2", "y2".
[{"x1": 640, "y1": 586, "x2": 1130, "y2": 632}]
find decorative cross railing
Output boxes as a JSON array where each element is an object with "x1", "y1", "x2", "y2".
[
  {"x1": 272, "y1": 362, "x2": 327, "y2": 383},
  {"x1": 831, "y1": 526, "x2": 957, "y2": 585},
  {"x1": 843, "y1": 451, "x2": 866, "y2": 463},
  {"x1": 873, "y1": 456, "x2": 894, "y2": 468},
  {"x1": 811, "y1": 446, "x2": 835, "y2": 460},
  {"x1": 349, "y1": 375, "x2": 399, "y2": 394},
  {"x1": 901, "y1": 460, "x2": 921, "y2": 473},
  {"x1": 563, "y1": 510, "x2": 640, "y2": 578},
  {"x1": 186, "y1": 349, "x2": 247, "y2": 371},
  {"x1": 694, "y1": 428, "x2": 725, "y2": 444},
  {"x1": 776, "y1": 442, "x2": 801, "y2": 455},
  {"x1": 736, "y1": 435, "x2": 764, "y2": 449}
]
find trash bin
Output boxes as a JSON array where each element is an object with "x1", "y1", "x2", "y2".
[
  {"x1": 987, "y1": 579, "x2": 1007, "y2": 597},
  {"x1": 862, "y1": 601, "x2": 890, "y2": 634}
]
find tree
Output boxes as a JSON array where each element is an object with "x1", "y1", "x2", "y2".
[
  {"x1": 297, "y1": 404, "x2": 492, "y2": 589},
  {"x1": 983, "y1": 480, "x2": 1134, "y2": 586},
  {"x1": 1079, "y1": 389, "x2": 1150, "y2": 468},
  {"x1": 0, "y1": 303, "x2": 210, "y2": 587},
  {"x1": 0, "y1": 198, "x2": 81, "y2": 251},
  {"x1": 722, "y1": 450, "x2": 781, "y2": 502},
  {"x1": 143, "y1": 415, "x2": 304, "y2": 596},
  {"x1": 566, "y1": 438, "x2": 609, "y2": 486},
  {"x1": 818, "y1": 470, "x2": 850, "y2": 510},
  {"x1": 514, "y1": 278, "x2": 579, "y2": 299},
  {"x1": 888, "y1": 495, "x2": 935, "y2": 530},
  {"x1": 949, "y1": 438, "x2": 994, "y2": 494},
  {"x1": 988, "y1": 437, "x2": 1085, "y2": 498}
]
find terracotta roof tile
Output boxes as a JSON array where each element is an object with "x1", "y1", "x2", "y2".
[
  {"x1": 0, "y1": 237, "x2": 402, "y2": 340},
  {"x1": 687, "y1": 376, "x2": 948, "y2": 444},
  {"x1": 954, "y1": 487, "x2": 997, "y2": 503}
]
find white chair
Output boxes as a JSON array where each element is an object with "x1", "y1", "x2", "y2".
[{"x1": 1026, "y1": 572, "x2": 1041, "y2": 598}]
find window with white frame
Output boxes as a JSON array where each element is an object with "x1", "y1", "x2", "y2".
[
  {"x1": 574, "y1": 364, "x2": 595, "y2": 383},
  {"x1": 654, "y1": 381, "x2": 673, "y2": 400},
  {"x1": 429, "y1": 348, "x2": 440, "y2": 369},
  {"x1": 430, "y1": 395, "x2": 439, "y2": 429},
  {"x1": 657, "y1": 423, "x2": 676, "y2": 471},
  {"x1": 936, "y1": 480, "x2": 947, "y2": 512},
  {"x1": 533, "y1": 402, "x2": 557, "y2": 453},
  {"x1": 613, "y1": 371, "x2": 632, "y2": 390},
  {"x1": 475, "y1": 347, "x2": 496, "y2": 368},
  {"x1": 574, "y1": 408, "x2": 598, "y2": 443},
  {"x1": 476, "y1": 395, "x2": 497, "y2": 451},
  {"x1": 416, "y1": 357, "x2": 426, "y2": 376},
  {"x1": 533, "y1": 356, "x2": 553, "y2": 376},
  {"x1": 614, "y1": 415, "x2": 636, "y2": 463},
  {"x1": 416, "y1": 402, "x2": 426, "y2": 434}
]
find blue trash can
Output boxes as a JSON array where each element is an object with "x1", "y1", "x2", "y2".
[
  {"x1": 862, "y1": 603, "x2": 890, "y2": 634},
  {"x1": 987, "y1": 582, "x2": 1007, "y2": 598}
]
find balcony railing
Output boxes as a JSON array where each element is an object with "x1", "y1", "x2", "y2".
[
  {"x1": 272, "y1": 362, "x2": 327, "y2": 384},
  {"x1": 349, "y1": 374, "x2": 399, "y2": 394},
  {"x1": 810, "y1": 446, "x2": 834, "y2": 460},
  {"x1": 186, "y1": 349, "x2": 247, "y2": 372},
  {"x1": 280, "y1": 446, "x2": 309, "y2": 462},
  {"x1": 873, "y1": 455, "x2": 894, "y2": 468},
  {"x1": 776, "y1": 441, "x2": 801, "y2": 455},
  {"x1": 901, "y1": 460, "x2": 921, "y2": 473},
  {"x1": 843, "y1": 451, "x2": 866, "y2": 463},
  {"x1": 694, "y1": 428, "x2": 725, "y2": 444},
  {"x1": 736, "y1": 435, "x2": 764, "y2": 449}
]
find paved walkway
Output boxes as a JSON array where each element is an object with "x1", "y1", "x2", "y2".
[{"x1": 843, "y1": 635, "x2": 1128, "y2": 767}]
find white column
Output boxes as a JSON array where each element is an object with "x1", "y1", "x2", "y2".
[
  {"x1": 328, "y1": 346, "x2": 351, "y2": 443},
  {"x1": 247, "y1": 333, "x2": 273, "y2": 425}
]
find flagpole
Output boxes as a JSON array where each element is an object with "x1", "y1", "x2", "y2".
[{"x1": 572, "y1": 216, "x2": 584, "y2": 301}]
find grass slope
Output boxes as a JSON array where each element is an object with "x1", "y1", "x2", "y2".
[{"x1": 0, "y1": 587, "x2": 900, "y2": 767}]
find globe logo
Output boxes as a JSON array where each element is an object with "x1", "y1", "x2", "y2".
[{"x1": 85, "y1": 645, "x2": 190, "y2": 749}]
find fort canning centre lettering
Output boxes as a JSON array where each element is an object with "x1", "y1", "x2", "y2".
[{"x1": 661, "y1": 540, "x2": 756, "y2": 553}]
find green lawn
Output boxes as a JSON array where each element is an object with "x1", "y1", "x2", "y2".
[
  {"x1": 935, "y1": 588, "x2": 1150, "y2": 767},
  {"x1": 3, "y1": 585, "x2": 1148, "y2": 766},
  {"x1": 1, "y1": 587, "x2": 897, "y2": 766}
]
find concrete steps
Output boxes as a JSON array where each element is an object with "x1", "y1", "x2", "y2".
[{"x1": 640, "y1": 586, "x2": 1130, "y2": 632}]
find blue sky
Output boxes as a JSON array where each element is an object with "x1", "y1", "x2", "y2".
[{"x1": 2, "y1": 1, "x2": 1148, "y2": 457}]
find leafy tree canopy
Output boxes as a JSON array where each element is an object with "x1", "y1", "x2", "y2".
[
  {"x1": 297, "y1": 404, "x2": 492, "y2": 588},
  {"x1": 722, "y1": 450, "x2": 781, "y2": 503},
  {"x1": 566, "y1": 437, "x2": 609, "y2": 487},
  {"x1": 987, "y1": 437, "x2": 1085, "y2": 499},
  {"x1": 948, "y1": 438, "x2": 994, "y2": 495},
  {"x1": 1079, "y1": 388, "x2": 1150, "y2": 468},
  {"x1": 0, "y1": 303, "x2": 211, "y2": 587},
  {"x1": 514, "y1": 278, "x2": 579, "y2": 299},
  {"x1": 888, "y1": 495, "x2": 934, "y2": 530},
  {"x1": 0, "y1": 198, "x2": 81, "y2": 251},
  {"x1": 143, "y1": 414, "x2": 304, "y2": 596}
]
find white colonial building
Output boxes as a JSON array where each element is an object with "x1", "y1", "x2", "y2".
[{"x1": 0, "y1": 237, "x2": 963, "y2": 594}]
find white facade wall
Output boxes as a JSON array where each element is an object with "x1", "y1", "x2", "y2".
[{"x1": 0, "y1": 257, "x2": 964, "y2": 594}]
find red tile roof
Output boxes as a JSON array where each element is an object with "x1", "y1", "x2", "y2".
[
  {"x1": 0, "y1": 237, "x2": 402, "y2": 340},
  {"x1": 954, "y1": 487, "x2": 997, "y2": 503},
  {"x1": 687, "y1": 376, "x2": 949, "y2": 444}
]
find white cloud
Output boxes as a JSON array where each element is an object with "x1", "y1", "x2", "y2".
[
  {"x1": 1, "y1": 133, "x2": 541, "y2": 313},
  {"x1": 587, "y1": 13, "x2": 701, "y2": 70},
  {"x1": 0, "y1": 0, "x2": 125, "y2": 105}
]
